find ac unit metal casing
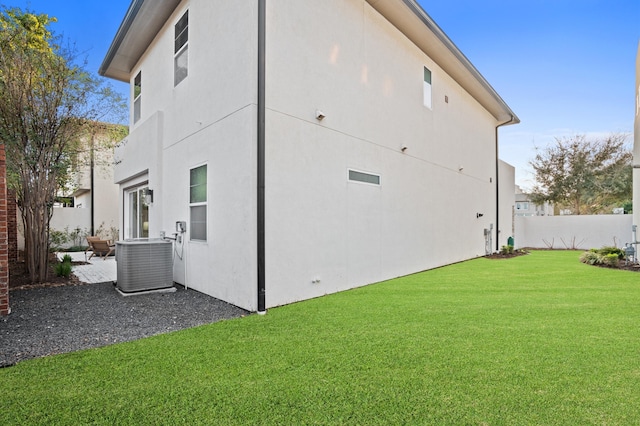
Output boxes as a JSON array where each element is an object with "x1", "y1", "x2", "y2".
[{"x1": 116, "y1": 239, "x2": 173, "y2": 293}]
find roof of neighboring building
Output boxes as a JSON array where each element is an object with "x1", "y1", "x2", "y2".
[{"x1": 100, "y1": 0, "x2": 519, "y2": 124}]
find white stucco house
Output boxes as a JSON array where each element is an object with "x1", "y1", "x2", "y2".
[{"x1": 100, "y1": 0, "x2": 519, "y2": 312}]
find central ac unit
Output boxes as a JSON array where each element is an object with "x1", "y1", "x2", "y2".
[{"x1": 116, "y1": 239, "x2": 173, "y2": 293}]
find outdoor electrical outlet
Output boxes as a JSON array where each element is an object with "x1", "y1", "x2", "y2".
[
  {"x1": 177, "y1": 235, "x2": 182, "y2": 244},
  {"x1": 160, "y1": 231, "x2": 165, "y2": 239}
]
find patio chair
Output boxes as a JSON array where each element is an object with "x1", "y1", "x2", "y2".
[
  {"x1": 84, "y1": 236, "x2": 101, "y2": 261},
  {"x1": 88, "y1": 239, "x2": 115, "y2": 260}
]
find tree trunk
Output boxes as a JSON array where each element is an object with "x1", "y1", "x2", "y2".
[{"x1": 21, "y1": 172, "x2": 53, "y2": 283}]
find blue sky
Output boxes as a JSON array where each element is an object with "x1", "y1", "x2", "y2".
[{"x1": 9, "y1": 0, "x2": 640, "y2": 189}]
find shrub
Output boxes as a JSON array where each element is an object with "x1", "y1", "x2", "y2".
[
  {"x1": 61, "y1": 254, "x2": 73, "y2": 264},
  {"x1": 580, "y1": 251, "x2": 601, "y2": 265},
  {"x1": 602, "y1": 253, "x2": 619, "y2": 267},
  {"x1": 54, "y1": 261, "x2": 72, "y2": 278},
  {"x1": 597, "y1": 246, "x2": 624, "y2": 259},
  {"x1": 500, "y1": 245, "x2": 514, "y2": 255},
  {"x1": 49, "y1": 229, "x2": 69, "y2": 251}
]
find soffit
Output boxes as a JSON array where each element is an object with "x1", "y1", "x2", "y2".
[
  {"x1": 367, "y1": 0, "x2": 519, "y2": 124},
  {"x1": 99, "y1": 0, "x2": 182, "y2": 82}
]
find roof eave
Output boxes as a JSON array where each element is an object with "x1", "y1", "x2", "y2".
[{"x1": 99, "y1": 0, "x2": 182, "y2": 82}]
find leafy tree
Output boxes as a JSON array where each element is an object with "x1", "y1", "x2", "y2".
[
  {"x1": 0, "y1": 7, "x2": 125, "y2": 282},
  {"x1": 528, "y1": 134, "x2": 631, "y2": 215}
]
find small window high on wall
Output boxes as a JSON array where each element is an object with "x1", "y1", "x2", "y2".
[
  {"x1": 348, "y1": 169, "x2": 380, "y2": 185},
  {"x1": 133, "y1": 71, "x2": 142, "y2": 123},
  {"x1": 423, "y1": 67, "x2": 432, "y2": 109},
  {"x1": 174, "y1": 10, "x2": 189, "y2": 86}
]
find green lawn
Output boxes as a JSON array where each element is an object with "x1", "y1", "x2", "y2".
[{"x1": 1, "y1": 250, "x2": 639, "y2": 425}]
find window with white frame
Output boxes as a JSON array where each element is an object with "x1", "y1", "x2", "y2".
[
  {"x1": 174, "y1": 10, "x2": 189, "y2": 86},
  {"x1": 423, "y1": 66, "x2": 432, "y2": 109},
  {"x1": 189, "y1": 164, "x2": 207, "y2": 241},
  {"x1": 133, "y1": 71, "x2": 142, "y2": 123}
]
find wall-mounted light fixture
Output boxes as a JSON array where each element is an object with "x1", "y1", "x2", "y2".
[
  {"x1": 476, "y1": 213, "x2": 484, "y2": 218},
  {"x1": 315, "y1": 109, "x2": 326, "y2": 120},
  {"x1": 143, "y1": 188, "x2": 154, "y2": 206}
]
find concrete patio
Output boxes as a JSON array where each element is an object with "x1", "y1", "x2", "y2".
[{"x1": 56, "y1": 251, "x2": 117, "y2": 284}]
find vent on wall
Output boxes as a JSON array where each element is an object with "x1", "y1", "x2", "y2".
[{"x1": 116, "y1": 239, "x2": 173, "y2": 293}]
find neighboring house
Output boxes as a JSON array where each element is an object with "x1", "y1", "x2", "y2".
[
  {"x1": 514, "y1": 185, "x2": 554, "y2": 217},
  {"x1": 18, "y1": 123, "x2": 123, "y2": 251},
  {"x1": 65, "y1": 124, "x2": 123, "y2": 234},
  {"x1": 100, "y1": 0, "x2": 519, "y2": 312}
]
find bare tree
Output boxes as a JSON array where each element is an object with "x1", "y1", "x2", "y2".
[{"x1": 529, "y1": 134, "x2": 631, "y2": 215}]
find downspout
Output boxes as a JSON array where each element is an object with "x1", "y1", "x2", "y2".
[
  {"x1": 257, "y1": 0, "x2": 266, "y2": 314},
  {"x1": 90, "y1": 133, "x2": 95, "y2": 236},
  {"x1": 495, "y1": 115, "x2": 515, "y2": 252}
]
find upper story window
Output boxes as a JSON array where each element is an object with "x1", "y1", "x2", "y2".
[
  {"x1": 423, "y1": 66, "x2": 432, "y2": 109},
  {"x1": 174, "y1": 10, "x2": 189, "y2": 86},
  {"x1": 133, "y1": 71, "x2": 142, "y2": 123}
]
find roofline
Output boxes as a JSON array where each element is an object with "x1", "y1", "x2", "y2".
[
  {"x1": 100, "y1": 0, "x2": 519, "y2": 124},
  {"x1": 400, "y1": 0, "x2": 519, "y2": 124},
  {"x1": 98, "y1": 0, "x2": 144, "y2": 77}
]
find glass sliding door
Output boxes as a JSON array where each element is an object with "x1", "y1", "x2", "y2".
[{"x1": 125, "y1": 185, "x2": 149, "y2": 239}]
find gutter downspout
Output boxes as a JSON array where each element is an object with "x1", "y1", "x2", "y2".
[
  {"x1": 495, "y1": 115, "x2": 516, "y2": 252},
  {"x1": 257, "y1": 0, "x2": 266, "y2": 314},
  {"x1": 90, "y1": 133, "x2": 95, "y2": 236}
]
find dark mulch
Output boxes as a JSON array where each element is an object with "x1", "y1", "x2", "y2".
[
  {"x1": 9, "y1": 257, "x2": 84, "y2": 290},
  {"x1": 1, "y1": 256, "x2": 249, "y2": 368},
  {"x1": 485, "y1": 249, "x2": 529, "y2": 260}
]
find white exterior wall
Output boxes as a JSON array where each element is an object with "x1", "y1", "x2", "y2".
[
  {"x1": 264, "y1": 0, "x2": 501, "y2": 308},
  {"x1": 498, "y1": 160, "x2": 515, "y2": 247},
  {"x1": 113, "y1": 0, "x2": 259, "y2": 310},
  {"x1": 515, "y1": 215, "x2": 633, "y2": 250},
  {"x1": 633, "y1": 42, "x2": 640, "y2": 234}
]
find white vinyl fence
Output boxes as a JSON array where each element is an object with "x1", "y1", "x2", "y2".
[{"x1": 514, "y1": 215, "x2": 633, "y2": 250}]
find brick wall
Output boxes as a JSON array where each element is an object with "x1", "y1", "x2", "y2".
[
  {"x1": 0, "y1": 144, "x2": 9, "y2": 316},
  {"x1": 7, "y1": 189, "x2": 17, "y2": 262}
]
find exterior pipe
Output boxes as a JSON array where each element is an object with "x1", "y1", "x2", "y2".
[
  {"x1": 257, "y1": 0, "x2": 266, "y2": 314},
  {"x1": 495, "y1": 115, "x2": 516, "y2": 252},
  {"x1": 90, "y1": 133, "x2": 95, "y2": 236}
]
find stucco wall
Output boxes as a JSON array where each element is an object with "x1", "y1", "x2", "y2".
[
  {"x1": 264, "y1": 0, "x2": 502, "y2": 308},
  {"x1": 115, "y1": 0, "x2": 259, "y2": 310},
  {"x1": 515, "y1": 215, "x2": 633, "y2": 250},
  {"x1": 112, "y1": 0, "x2": 514, "y2": 311},
  {"x1": 498, "y1": 160, "x2": 515, "y2": 248}
]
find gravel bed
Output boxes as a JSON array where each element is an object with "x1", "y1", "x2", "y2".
[{"x1": 0, "y1": 283, "x2": 248, "y2": 367}]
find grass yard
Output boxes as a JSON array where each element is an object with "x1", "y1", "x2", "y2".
[{"x1": 1, "y1": 250, "x2": 639, "y2": 425}]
